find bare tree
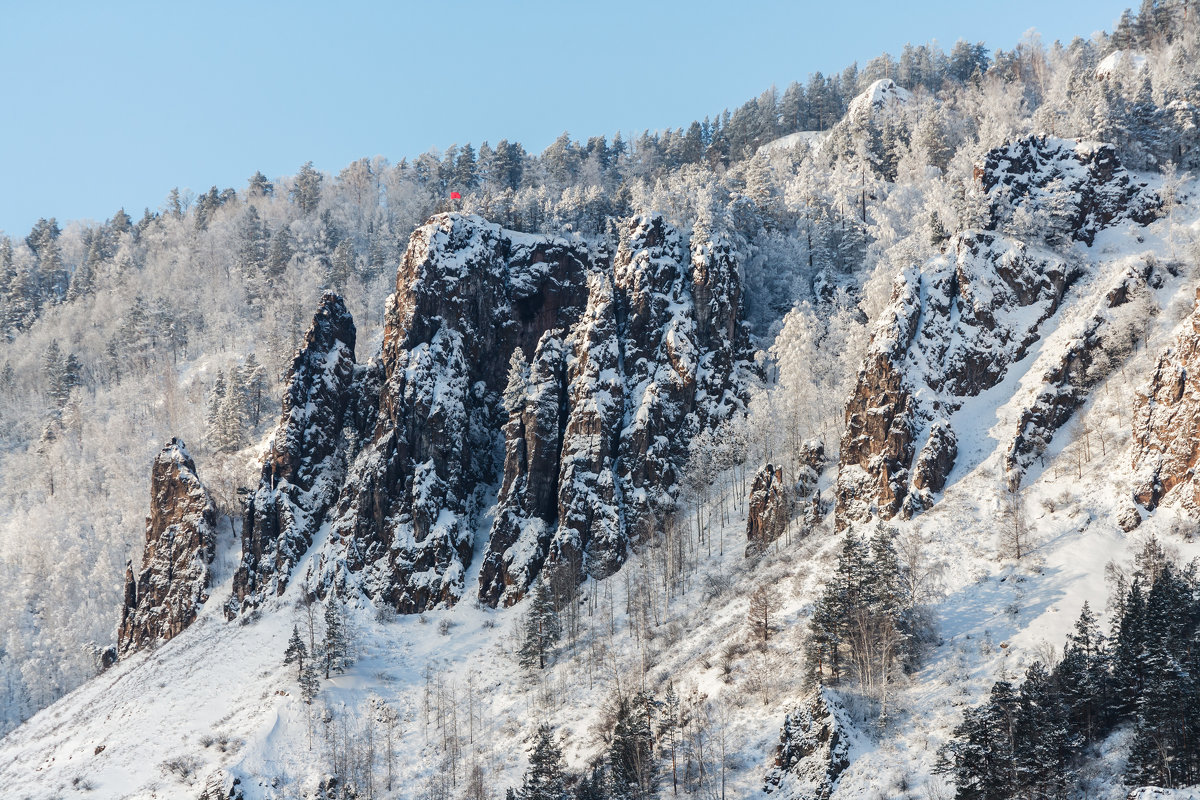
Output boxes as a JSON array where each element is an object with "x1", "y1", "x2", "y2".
[
  {"x1": 747, "y1": 583, "x2": 783, "y2": 642},
  {"x1": 999, "y1": 481, "x2": 1033, "y2": 561}
]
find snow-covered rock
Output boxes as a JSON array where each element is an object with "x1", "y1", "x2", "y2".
[
  {"x1": 846, "y1": 79, "x2": 911, "y2": 122},
  {"x1": 981, "y1": 135, "x2": 1160, "y2": 245},
  {"x1": 227, "y1": 292, "x2": 360, "y2": 617},
  {"x1": 747, "y1": 463, "x2": 790, "y2": 557},
  {"x1": 316, "y1": 213, "x2": 753, "y2": 610},
  {"x1": 1096, "y1": 49, "x2": 1148, "y2": 79},
  {"x1": 763, "y1": 689, "x2": 853, "y2": 800},
  {"x1": 837, "y1": 230, "x2": 1074, "y2": 523},
  {"x1": 118, "y1": 438, "x2": 216, "y2": 654}
]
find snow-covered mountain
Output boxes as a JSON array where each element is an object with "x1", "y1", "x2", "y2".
[{"x1": 5, "y1": 5, "x2": 1200, "y2": 799}]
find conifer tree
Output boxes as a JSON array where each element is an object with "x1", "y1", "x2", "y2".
[
  {"x1": 291, "y1": 161, "x2": 323, "y2": 215},
  {"x1": 284, "y1": 624, "x2": 308, "y2": 681},
  {"x1": 519, "y1": 724, "x2": 568, "y2": 800},
  {"x1": 242, "y1": 353, "x2": 268, "y2": 425},
  {"x1": 266, "y1": 226, "x2": 295, "y2": 278},
  {"x1": 519, "y1": 580, "x2": 561, "y2": 670},
  {"x1": 322, "y1": 599, "x2": 349, "y2": 679},
  {"x1": 205, "y1": 369, "x2": 227, "y2": 448},
  {"x1": 300, "y1": 659, "x2": 320, "y2": 705},
  {"x1": 609, "y1": 691, "x2": 656, "y2": 800}
]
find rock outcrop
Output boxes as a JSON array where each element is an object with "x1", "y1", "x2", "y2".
[
  {"x1": 227, "y1": 292, "x2": 360, "y2": 616},
  {"x1": 118, "y1": 439, "x2": 216, "y2": 653},
  {"x1": 838, "y1": 137, "x2": 1160, "y2": 527},
  {"x1": 218, "y1": 214, "x2": 751, "y2": 615},
  {"x1": 1134, "y1": 289, "x2": 1200, "y2": 510},
  {"x1": 1006, "y1": 258, "x2": 1161, "y2": 477},
  {"x1": 290, "y1": 213, "x2": 753, "y2": 612},
  {"x1": 982, "y1": 135, "x2": 1159, "y2": 246},
  {"x1": 763, "y1": 690, "x2": 852, "y2": 800},
  {"x1": 746, "y1": 464, "x2": 790, "y2": 557},
  {"x1": 837, "y1": 231, "x2": 1074, "y2": 524}
]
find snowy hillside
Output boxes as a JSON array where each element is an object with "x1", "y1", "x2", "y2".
[{"x1": 6, "y1": 3, "x2": 1200, "y2": 799}]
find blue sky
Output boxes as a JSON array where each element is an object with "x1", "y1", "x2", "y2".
[{"x1": 0, "y1": 0, "x2": 1132, "y2": 236}]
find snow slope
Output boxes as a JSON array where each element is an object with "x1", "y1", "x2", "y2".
[{"x1": 4, "y1": 196, "x2": 1200, "y2": 800}]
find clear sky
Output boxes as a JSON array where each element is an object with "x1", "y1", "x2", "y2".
[{"x1": 0, "y1": 0, "x2": 1133, "y2": 236}]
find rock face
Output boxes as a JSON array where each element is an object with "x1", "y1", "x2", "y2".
[
  {"x1": 837, "y1": 231, "x2": 1073, "y2": 524},
  {"x1": 982, "y1": 135, "x2": 1159, "y2": 245},
  {"x1": 837, "y1": 137, "x2": 1159, "y2": 527},
  {"x1": 1134, "y1": 290, "x2": 1200, "y2": 510},
  {"x1": 763, "y1": 690, "x2": 852, "y2": 800},
  {"x1": 227, "y1": 292, "x2": 361, "y2": 616},
  {"x1": 296, "y1": 213, "x2": 755, "y2": 612},
  {"x1": 118, "y1": 439, "x2": 216, "y2": 653},
  {"x1": 1005, "y1": 258, "x2": 1161, "y2": 477},
  {"x1": 746, "y1": 464, "x2": 790, "y2": 557}
]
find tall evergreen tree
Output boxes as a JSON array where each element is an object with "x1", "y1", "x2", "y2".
[
  {"x1": 519, "y1": 580, "x2": 561, "y2": 670},
  {"x1": 284, "y1": 624, "x2": 308, "y2": 681},
  {"x1": 519, "y1": 724, "x2": 568, "y2": 800},
  {"x1": 291, "y1": 161, "x2": 323, "y2": 215},
  {"x1": 608, "y1": 691, "x2": 656, "y2": 800},
  {"x1": 322, "y1": 599, "x2": 349, "y2": 679}
]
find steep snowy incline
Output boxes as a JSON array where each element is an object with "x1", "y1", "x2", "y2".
[{"x1": 836, "y1": 135, "x2": 1161, "y2": 526}]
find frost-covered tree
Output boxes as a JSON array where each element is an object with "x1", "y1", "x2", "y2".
[
  {"x1": 518, "y1": 580, "x2": 561, "y2": 670},
  {"x1": 284, "y1": 624, "x2": 308, "y2": 681},
  {"x1": 322, "y1": 598, "x2": 350, "y2": 679},
  {"x1": 519, "y1": 724, "x2": 568, "y2": 800}
]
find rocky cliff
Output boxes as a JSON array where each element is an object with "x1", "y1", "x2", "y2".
[
  {"x1": 763, "y1": 690, "x2": 852, "y2": 800},
  {"x1": 118, "y1": 439, "x2": 216, "y2": 653},
  {"x1": 1133, "y1": 289, "x2": 1200, "y2": 510},
  {"x1": 837, "y1": 135, "x2": 1159, "y2": 526},
  {"x1": 227, "y1": 292, "x2": 362, "y2": 616},
  {"x1": 982, "y1": 135, "x2": 1159, "y2": 245},
  {"x1": 746, "y1": 464, "x2": 789, "y2": 557},
  {"x1": 279, "y1": 213, "x2": 757, "y2": 612}
]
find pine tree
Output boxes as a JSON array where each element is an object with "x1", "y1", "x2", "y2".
[
  {"x1": 1055, "y1": 602, "x2": 1108, "y2": 744},
  {"x1": 322, "y1": 599, "x2": 349, "y2": 679},
  {"x1": 242, "y1": 353, "x2": 268, "y2": 425},
  {"x1": 248, "y1": 170, "x2": 274, "y2": 198},
  {"x1": 299, "y1": 659, "x2": 320, "y2": 705},
  {"x1": 1112, "y1": 581, "x2": 1149, "y2": 721},
  {"x1": 235, "y1": 205, "x2": 269, "y2": 281},
  {"x1": 60, "y1": 353, "x2": 82, "y2": 402},
  {"x1": 205, "y1": 369, "x2": 227, "y2": 449},
  {"x1": 284, "y1": 624, "x2": 308, "y2": 681},
  {"x1": 1012, "y1": 662, "x2": 1073, "y2": 798},
  {"x1": 217, "y1": 369, "x2": 247, "y2": 452},
  {"x1": 519, "y1": 580, "x2": 561, "y2": 670},
  {"x1": 504, "y1": 347, "x2": 530, "y2": 419},
  {"x1": 42, "y1": 341, "x2": 67, "y2": 407},
  {"x1": 608, "y1": 691, "x2": 656, "y2": 800},
  {"x1": 519, "y1": 724, "x2": 568, "y2": 800},
  {"x1": 266, "y1": 226, "x2": 295, "y2": 278},
  {"x1": 291, "y1": 161, "x2": 323, "y2": 215}
]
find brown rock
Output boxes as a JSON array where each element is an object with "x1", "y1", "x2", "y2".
[
  {"x1": 118, "y1": 439, "x2": 216, "y2": 654},
  {"x1": 1133, "y1": 290, "x2": 1200, "y2": 510},
  {"x1": 747, "y1": 464, "x2": 791, "y2": 557}
]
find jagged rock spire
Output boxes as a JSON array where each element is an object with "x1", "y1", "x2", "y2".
[
  {"x1": 118, "y1": 438, "x2": 216, "y2": 654},
  {"x1": 227, "y1": 291, "x2": 360, "y2": 617}
]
